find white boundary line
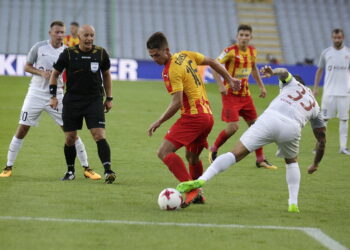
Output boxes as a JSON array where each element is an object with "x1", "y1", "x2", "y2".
[{"x1": 0, "y1": 216, "x2": 347, "y2": 250}]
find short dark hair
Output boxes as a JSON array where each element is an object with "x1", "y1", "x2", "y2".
[
  {"x1": 50, "y1": 21, "x2": 65, "y2": 28},
  {"x1": 332, "y1": 28, "x2": 344, "y2": 36},
  {"x1": 70, "y1": 21, "x2": 79, "y2": 27},
  {"x1": 237, "y1": 24, "x2": 252, "y2": 33},
  {"x1": 147, "y1": 32, "x2": 169, "y2": 50}
]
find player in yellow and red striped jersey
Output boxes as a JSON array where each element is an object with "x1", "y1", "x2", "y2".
[
  {"x1": 63, "y1": 22, "x2": 80, "y2": 47},
  {"x1": 210, "y1": 24, "x2": 277, "y2": 169},
  {"x1": 146, "y1": 32, "x2": 240, "y2": 207}
]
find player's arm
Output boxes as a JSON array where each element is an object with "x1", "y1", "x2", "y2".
[
  {"x1": 251, "y1": 64, "x2": 267, "y2": 98},
  {"x1": 147, "y1": 91, "x2": 183, "y2": 137},
  {"x1": 49, "y1": 69, "x2": 61, "y2": 109},
  {"x1": 260, "y1": 66, "x2": 290, "y2": 81},
  {"x1": 308, "y1": 126, "x2": 326, "y2": 174},
  {"x1": 24, "y1": 63, "x2": 51, "y2": 80},
  {"x1": 313, "y1": 67, "x2": 324, "y2": 97},
  {"x1": 211, "y1": 66, "x2": 227, "y2": 95},
  {"x1": 202, "y1": 57, "x2": 240, "y2": 92},
  {"x1": 102, "y1": 69, "x2": 113, "y2": 113}
]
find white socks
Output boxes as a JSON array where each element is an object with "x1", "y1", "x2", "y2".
[
  {"x1": 286, "y1": 162, "x2": 300, "y2": 206},
  {"x1": 75, "y1": 137, "x2": 89, "y2": 167},
  {"x1": 339, "y1": 120, "x2": 348, "y2": 150},
  {"x1": 199, "y1": 152, "x2": 236, "y2": 182},
  {"x1": 7, "y1": 136, "x2": 24, "y2": 166}
]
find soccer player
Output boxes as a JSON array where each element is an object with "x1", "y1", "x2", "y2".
[
  {"x1": 0, "y1": 21, "x2": 96, "y2": 180},
  {"x1": 313, "y1": 28, "x2": 350, "y2": 155},
  {"x1": 63, "y1": 22, "x2": 80, "y2": 47},
  {"x1": 50, "y1": 25, "x2": 116, "y2": 184},
  {"x1": 146, "y1": 32, "x2": 241, "y2": 207},
  {"x1": 209, "y1": 24, "x2": 277, "y2": 169},
  {"x1": 177, "y1": 66, "x2": 326, "y2": 212}
]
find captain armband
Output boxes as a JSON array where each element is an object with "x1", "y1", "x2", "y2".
[
  {"x1": 49, "y1": 84, "x2": 57, "y2": 98},
  {"x1": 281, "y1": 72, "x2": 293, "y2": 84}
]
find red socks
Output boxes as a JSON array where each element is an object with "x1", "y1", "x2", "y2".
[
  {"x1": 189, "y1": 161, "x2": 203, "y2": 180},
  {"x1": 255, "y1": 147, "x2": 265, "y2": 163},
  {"x1": 212, "y1": 130, "x2": 230, "y2": 152},
  {"x1": 162, "y1": 153, "x2": 192, "y2": 182}
]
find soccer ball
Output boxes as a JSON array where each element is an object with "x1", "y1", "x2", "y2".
[{"x1": 158, "y1": 188, "x2": 183, "y2": 210}]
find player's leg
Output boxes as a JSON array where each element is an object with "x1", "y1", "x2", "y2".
[
  {"x1": 186, "y1": 114, "x2": 214, "y2": 180},
  {"x1": 337, "y1": 96, "x2": 350, "y2": 154},
  {"x1": 1, "y1": 125, "x2": 30, "y2": 177},
  {"x1": 178, "y1": 113, "x2": 273, "y2": 193},
  {"x1": 177, "y1": 141, "x2": 250, "y2": 193},
  {"x1": 158, "y1": 139, "x2": 192, "y2": 182},
  {"x1": 61, "y1": 97, "x2": 84, "y2": 181},
  {"x1": 276, "y1": 125, "x2": 301, "y2": 212},
  {"x1": 209, "y1": 94, "x2": 240, "y2": 163},
  {"x1": 47, "y1": 94, "x2": 90, "y2": 168},
  {"x1": 1, "y1": 95, "x2": 43, "y2": 177},
  {"x1": 62, "y1": 130, "x2": 78, "y2": 181},
  {"x1": 90, "y1": 127, "x2": 115, "y2": 183},
  {"x1": 285, "y1": 158, "x2": 300, "y2": 213},
  {"x1": 243, "y1": 98, "x2": 277, "y2": 170}
]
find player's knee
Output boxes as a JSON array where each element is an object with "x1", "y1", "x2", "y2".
[
  {"x1": 15, "y1": 125, "x2": 30, "y2": 139},
  {"x1": 226, "y1": 124, "x2": 238, "y2": 135}
]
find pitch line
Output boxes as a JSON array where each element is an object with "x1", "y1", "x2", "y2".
[{"x1": 0, "y1": 216, "x2": 347, "y2": 250}]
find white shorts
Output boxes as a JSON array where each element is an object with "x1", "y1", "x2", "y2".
[
  {"x1": 240, "y1": 111, "x2": 301, "y2": 159},
  {"x1": 321, "y1": 95, "x2": 350, "y2": 120},
  {"x1": 19, "y1": 93, "x2": 63, "y2": 126}
]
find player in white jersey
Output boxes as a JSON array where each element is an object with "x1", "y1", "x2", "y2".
[
  {"x1": 313, "y1": 28, "x2": 350, "y2": 155},
  {"x1": 0, "y1": 21, "x2": 100, "y2": 181},
  {"x1": 177, "y1": 66, "x2": 326, "y2": 213}
]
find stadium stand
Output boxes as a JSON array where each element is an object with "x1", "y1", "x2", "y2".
[{"x1": 0, "y1": 0, "x2": 350, "y2": 64}]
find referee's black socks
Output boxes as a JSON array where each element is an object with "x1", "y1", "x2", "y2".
[
  {"x1": 96, "y1": 139, "x2": 112, "y2": 172},
  {"x1": 64, "y1": 144, "x2": 76, "y2": 172}
]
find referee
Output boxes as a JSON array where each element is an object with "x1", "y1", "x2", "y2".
[{"x1": 50, "y1": 24, "x2": 116, "y2": 184}]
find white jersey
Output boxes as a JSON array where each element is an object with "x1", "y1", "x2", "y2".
[
  {"x1": 26, "y1": 40, "x2": 65, "y2": 97},
  {"x1": 266, "y1": 78, "x2": 324, "y2": 129},
  {"x1": 318, "y1": 46, "x2": 350, "y2": 96}
]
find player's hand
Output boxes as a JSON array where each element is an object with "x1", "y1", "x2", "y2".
[
  {"x1": 228, "y1": 77, "x2": 241, "y2": 92},
  {"x1": 148, "y1": 120, "x2": 161, "y2": 137},
  {"x1": 41, "y1": 71, "x2": 51, "y2": 80},
  {"x1": 259, "y1": 87, "x2": 267, "y2": 98},
  {"x1": 50, "y1": 97, "x2": 58, "y2": 109},
  {"x1": 260, "y1": 65, "x2": 274, "y2": 78},
  {"x1": 104, "y1": 100, "x2": 113, "y2": 113},
  {"x1": 307, "y1": 164, "x2": 318, "y2": 174}
]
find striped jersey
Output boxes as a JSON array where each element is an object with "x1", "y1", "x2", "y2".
[
  {"x1": 63, "y1": 35, "x2": 79, "y2": 47},
  {"x1": 217, "y1": 44, "x2": 257, "y2": 96},
  {"x1": 162, "y1": 51, "x2": 212, "y2": 115}
]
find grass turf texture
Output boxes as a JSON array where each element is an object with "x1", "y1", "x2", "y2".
[{"x1": 0, "y1": 76, "x2": 349, "y2": 250}]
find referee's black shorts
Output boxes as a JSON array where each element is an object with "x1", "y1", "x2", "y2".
[{"x1": 62, "y1": 94, "x2": 105, "y2": 132}]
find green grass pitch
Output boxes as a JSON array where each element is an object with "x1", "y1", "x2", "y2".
[{"x1": 0, "y1": 76, "x2": 349, "y2": 250}]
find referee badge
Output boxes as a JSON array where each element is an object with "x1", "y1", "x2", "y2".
[{"x1": 90, "y1": 62, "x2": 99, "y2": 72}]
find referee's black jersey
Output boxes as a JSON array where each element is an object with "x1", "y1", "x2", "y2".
[{"x1": 54, "y1": 45, "x2": 111, "y2": 96}]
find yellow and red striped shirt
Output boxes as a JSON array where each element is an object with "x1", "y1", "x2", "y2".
[
  {"x1": 217, "y1": 44, "x2": 257, "y2": 96},
  {"x1": 162, "y1": 51, "x2": 212, "y2": 115},
  {"x1": 63, "y1": 35, "x2": 80, "y2": 47}
]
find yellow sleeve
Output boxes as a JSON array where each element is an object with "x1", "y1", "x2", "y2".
[
  {"x1": 168, "y1": 63, "x2": 184, "y2": 94},
  {"x1": 216, "y1": 49, "x2": 233, "y2": 64},
  {"x1": 183, "y1": 51, "x2": 205, "y2": 65}
]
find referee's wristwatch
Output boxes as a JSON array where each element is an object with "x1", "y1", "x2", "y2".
[{"x1": 106, "y1": 97, "x2": 113, "y2": 102}]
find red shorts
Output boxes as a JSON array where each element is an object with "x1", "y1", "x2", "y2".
[
  {"x1": 165, "y1": 113, "x2": 214, "y2": 153},
  {"x1": 221, "y1": 94, "x2": 257, "y2": 122}
]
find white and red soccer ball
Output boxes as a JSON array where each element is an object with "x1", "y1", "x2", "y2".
[{"x1": 158, "y1": 188, "x2": 183, "y2": 210}]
